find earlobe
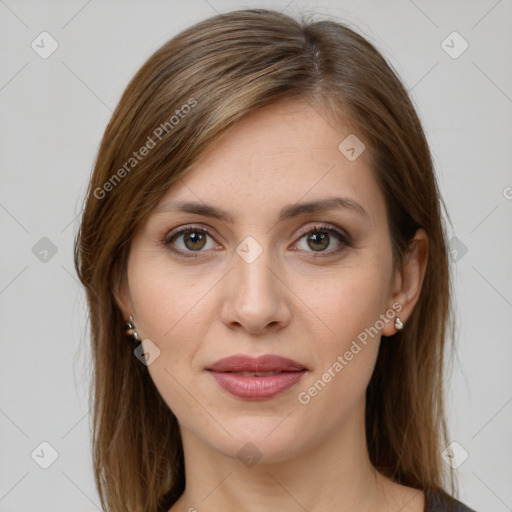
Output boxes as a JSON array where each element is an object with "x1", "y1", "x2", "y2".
[{"x1": 383, "y1": 228, "x2": 429, "y2": 336}]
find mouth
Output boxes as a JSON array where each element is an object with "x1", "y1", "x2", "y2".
[
  {"x1": 206, "y1": 354, "x2": 307, "y2": 400},
  {"x1": 206, "y1": 354, "x2": 307, "y2": 373},
  {"x1": 227, "y1": 371, "x2": 283, "y2": 376}
]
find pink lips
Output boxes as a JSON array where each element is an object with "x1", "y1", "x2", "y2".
[{"x1": 206, "y1": 354, "x2": 307, "y2": 400}]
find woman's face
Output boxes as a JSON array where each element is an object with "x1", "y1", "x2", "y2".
[{"x1": 116, "y1": 98, "x2": 410, "y2": 463}]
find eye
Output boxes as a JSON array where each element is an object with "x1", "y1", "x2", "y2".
[
  {"x1": 293, "y1": 224, "x2": 350, "y2": 257},
  {"x1": 162, "y1": 223, "x2": 350, "y2": 259},
  {"x1": 163, "y1": 225, "x2": 219, "y2": 258}
]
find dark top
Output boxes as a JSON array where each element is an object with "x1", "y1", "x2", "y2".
[{"x1": 425, "y1": 489, "x2": 477, "y2": 512}]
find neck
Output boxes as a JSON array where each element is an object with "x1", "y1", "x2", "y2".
[{"x1": 171, "y1": 404, "x2": 396, "y2": 512}]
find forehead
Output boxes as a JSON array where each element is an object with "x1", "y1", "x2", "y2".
[{"x1": 156, "y1": 99, "x2": 386, "y2": 227}]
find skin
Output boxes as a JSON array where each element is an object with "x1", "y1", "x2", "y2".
[{"x1": 115, "y1": 98, "x2": 429, "y2": 512}]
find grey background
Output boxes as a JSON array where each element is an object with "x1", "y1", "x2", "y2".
[{"x1": 1, "y1": 0, "x2": 511, "y2": 511}]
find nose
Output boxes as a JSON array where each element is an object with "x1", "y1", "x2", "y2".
[{"x1": 220, "y1": 243, "x2": 292, "y2": 335}]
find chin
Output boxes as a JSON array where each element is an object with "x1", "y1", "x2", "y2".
[
  {"x1": 198, "y1": 412, "x2": 316, "y2": 465},
  {"x1": 223, "y1": 433, "x2": 308, "y2": 466}
]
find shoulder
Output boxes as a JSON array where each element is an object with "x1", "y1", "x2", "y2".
[{"x1": 424, "y1": 489, "x2": 477, "y2": 512}]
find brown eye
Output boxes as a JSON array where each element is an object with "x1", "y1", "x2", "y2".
[
  {"x1": 305, "y1": 232, "x2": 330, "y2": 251},
  {"x1": 182, "y1": 230, "x2": 207, "y2": 251},
  {"x1": 164, "y1": 226, "x2": 218, "y2": 258},
  {"x1": 294, "y1": 224, "x2": 349, "y2": 256}
]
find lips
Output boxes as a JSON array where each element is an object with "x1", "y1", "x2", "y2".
[
  {"x1": 207, "y1": 354, "x2": 306, "y2": 373},
  {"x1": 206, "y1": 354, "x2": 307, "y2": 400}
]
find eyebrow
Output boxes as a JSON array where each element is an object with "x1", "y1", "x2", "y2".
[{"x1": 154, "y1": 196, "x2": 368, "y2": 223}]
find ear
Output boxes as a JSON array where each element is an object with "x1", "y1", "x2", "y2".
[
  {"x1": 112, "y1": 262, "x2": 132, "y2": 321},
  {"x1": 382, "y1": 228, "x2": 429, "y2": 336}
]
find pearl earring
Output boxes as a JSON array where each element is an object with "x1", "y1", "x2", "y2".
[
  {"x1": 124, "y1": 315, "x2": 140, "y2": 342},
  {"x1": 394, "y1": 317, "x2": 404, "y2": 331}
]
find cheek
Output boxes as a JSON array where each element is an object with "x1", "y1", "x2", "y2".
[
  {"x1": 128, "y1": 250, "x2": 216, "y2": 345},
  {"x1": 295, "y1": 258, "x2": 390, "y2": 401},
  {"x1": 301, "y1": 260, "x2": 390, "y2": 349},
  {"x1": 126, "y1": 252, "x2": 219, "y2": 422}
]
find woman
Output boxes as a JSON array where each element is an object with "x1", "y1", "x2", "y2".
[{"x1": 74, "y1": 8, "x2": 476, "y2": 512}]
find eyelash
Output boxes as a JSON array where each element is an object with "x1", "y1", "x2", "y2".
[{"x1": 161, "y1": 223, "x2": 351, "y2": 259}]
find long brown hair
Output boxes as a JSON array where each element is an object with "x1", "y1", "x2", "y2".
[{"x1": 74, "y1": 8, "x2": 456, "y2": 511}]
